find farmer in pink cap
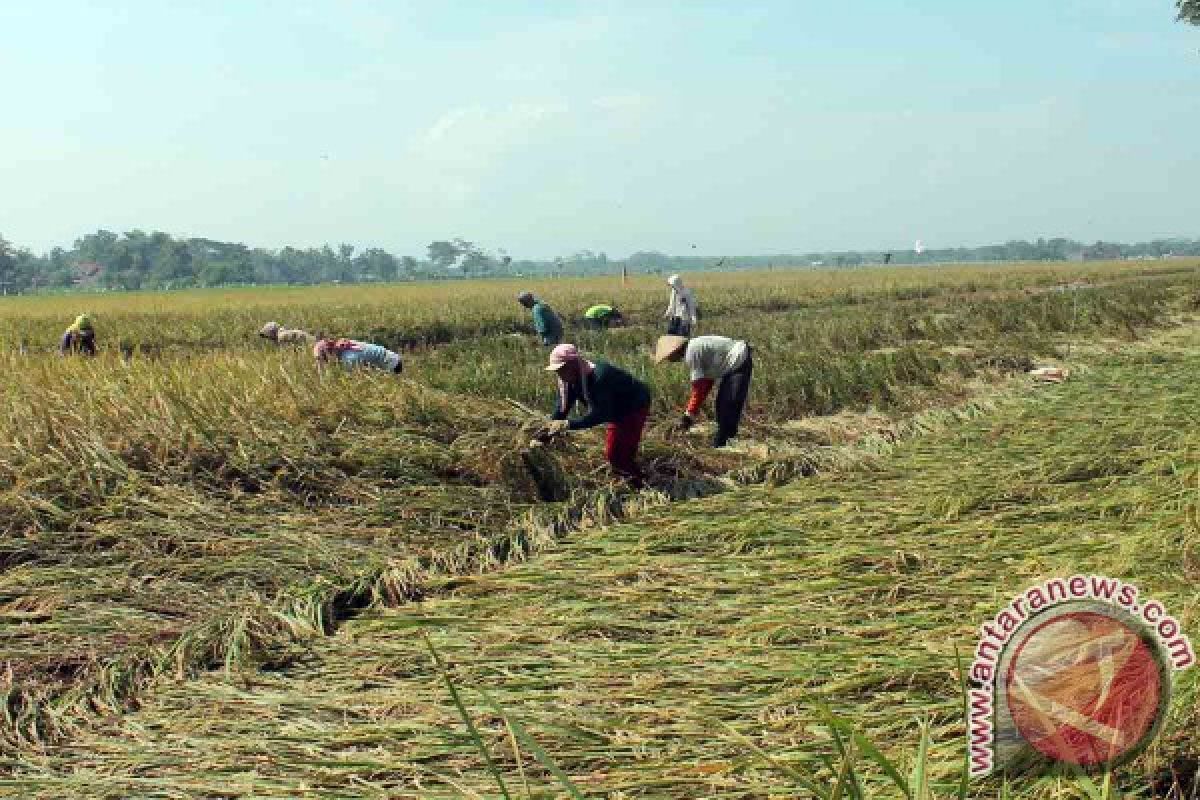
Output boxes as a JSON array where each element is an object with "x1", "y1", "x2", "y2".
[
  {"x1": 537, "y1": 343, "x2": 652, "y2": 488},
  {"x1": 313, "y1": 336, "x2": 403, "y2": 374}
]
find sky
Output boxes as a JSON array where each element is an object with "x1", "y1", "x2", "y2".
[{"x1": 1, "y1": 1, "x2": 1198, "y2": 258}]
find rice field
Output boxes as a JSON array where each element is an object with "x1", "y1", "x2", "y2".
[{"x1": 1, "y1": 260, "x2": 1198, "y2": 797}]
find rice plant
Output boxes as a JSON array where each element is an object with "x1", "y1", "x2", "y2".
[{"x1": 0, "y1": 261, "x2": 1197, "y2": 797}]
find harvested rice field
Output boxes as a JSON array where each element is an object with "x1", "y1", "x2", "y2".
[{"x1": 2, "y1": 261, "x2": 1198, "y2": 798}]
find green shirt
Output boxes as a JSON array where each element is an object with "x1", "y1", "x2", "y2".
[{"x1": 532, "y1": 302, "x2": 563, "y2": 345}]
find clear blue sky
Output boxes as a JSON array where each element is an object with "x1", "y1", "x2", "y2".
[{"x1": 2, "y1": 1, "x2": 1197, "y2": 258}]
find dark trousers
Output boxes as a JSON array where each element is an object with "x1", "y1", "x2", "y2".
[
  {"x1": 713, "y1": 350, "x2": 752, "y2": 447},
  {"x1": 666, "y1": 316, "x2": 692, "y2": 337},
  {"x1": 61, "y1": 331, "x2": 96, "y2": 356}
]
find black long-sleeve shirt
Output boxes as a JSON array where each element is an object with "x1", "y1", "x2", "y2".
[{"x1": 552, "y1": 360, "x2": 651, "y2": 430}]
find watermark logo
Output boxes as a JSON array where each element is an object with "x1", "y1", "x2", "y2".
[{"x1": 968, "y1": 575, "x2": 1194, "y2": 777}]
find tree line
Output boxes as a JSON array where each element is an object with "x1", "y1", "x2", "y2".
[
  {"x1": 0, "y1": 230, "x2": 1198, "y2": 294},
  {"x1": 0, "y1": 231, "x2": 548, "y2": 293}
]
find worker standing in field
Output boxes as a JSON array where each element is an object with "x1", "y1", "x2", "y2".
[
  {"x1": 259, "y1": 321, "x2": 316, "y2": 346},
  {"x1": 583, "y1": 304, "x2": 625, "y2": 330},
  {"x1": 313, "y1": 336, "x2": 403, "y2": 374},
  {"x1": 654, "y1": 334, "x2": 752, "y2": 448},
  {"x1": 536, "y1": 343, "x2": 651, "y2": 488},
  {"x1": 59, "y1": 314, "x2": 97, "y2": 356},
  {"x1": 516, "y1": 291, "x2": 563, "y2": 346},
  {"x1": 663, "y1": 274, "x2": 698, "y2": 336}
]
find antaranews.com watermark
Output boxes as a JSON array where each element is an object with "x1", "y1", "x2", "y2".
[{"x1": 968, "y1": 574, "x2": 1194, "y2": 777}]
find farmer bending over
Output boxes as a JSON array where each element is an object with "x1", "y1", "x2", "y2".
[
  {"x1": 655, "y1": 334, "x2": 752, "y2": 448},
  {"x1": 517, "y1": 291, "x2": 563, "y2": 346},
  {"x1": 259, "y1": 321, "x2": 316, "y2": 346},
  {"x1": 583, "y1": 304, "x2": 625, "y2": 330},
  {"x1": 313, "y1": 336, "x2": 403, "y2": 374},
  {"x1": 537, "y1": 343, "x2": 651, "y2": 488},
  {"x1": 60, "y1": 314, "x2": 97, "y2": 356}
]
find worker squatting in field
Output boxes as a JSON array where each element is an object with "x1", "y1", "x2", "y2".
[{"x1": 60, "y1": 314, "x2": 96, "y2": 356}]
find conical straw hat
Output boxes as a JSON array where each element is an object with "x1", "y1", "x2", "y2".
[{"x1": 654, "y1": 335, "x2": 689, "y2": 364}]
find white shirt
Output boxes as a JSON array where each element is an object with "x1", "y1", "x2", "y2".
[
  {"x1": 665, "y1": 286, "x2": 698, "y2": 323},
  {"x1": 685, "y1": 335, "x2": 748, "y2": 381},
  {"x1": 276, "y1": 328, "x2": 315, "y2": 345}
]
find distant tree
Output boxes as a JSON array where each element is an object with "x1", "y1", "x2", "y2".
[
  {"x1": 356, "y1": 247, "x2": 397, "y2": 281},
  {"x1": 426, "y1": 238, "x2": 497, "y2": 274},
  {"x1": 152, "y1": 240, "x2": 193, "y2": 286},
  {"x1": 495, "y1": 249, "x2": 512, "y2": 273},
  {"x1": 318, "y1": 244, "x2": 340, "y2": 282},
  {"x1": 450, "y1": 238, "x2": 484, "y2": 273},
  {"x1": 627, "y1": 250, "x2": 670, "y2": 269},
  {"x1": 399, "y1": 256, "x2": 419, "y2": 277},
  {"x1": 45, "y1": 247, "x2": 72, "y2": 286},
  {"x1": 427, "y1": 240, "x2": 462, "y2": 269},
  {"x1": 75, "y1": 230, "x2": 121, "y2": 278},
  {"x1": 109, "y1": 247, "x2": 137, "y2": 289},
  {"x1": 248, "y1": 248, "x2": 277, "y2": 284},
  {"x1": 200, "y1": 255, "x2": 254, "y2": 286},
  {"x1": 1083, "y1": 240, "x2": 1123, "y2": 261},
  {"x1": 13, "y1": 248, "x2": 46, "y2": 289},
  {"x1": 379, "y1": 249, "x2": 400, "y2": 281},
  {"x1": 562, "y1": 250, "x2": 597, "y2": 272},
  {"x1": 0, "y1": 235, "x2": 17, "y2": 293},
  {"x1": 1180, "y1": 0, "x2": 1199, "y2": 24},
  {"x1": 459, "y1": 247, "x2": 492, "y2": 275},
  {"x1": 122, "y1": 229, "x2": 154, "y2": 285},
  {"x1": 327, "y1": 243, "x2": 353, "y2": 282}
]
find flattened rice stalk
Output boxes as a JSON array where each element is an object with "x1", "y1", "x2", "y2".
[{"x1": 0, "y1": 263, "x2": 1197, "y2": 759}]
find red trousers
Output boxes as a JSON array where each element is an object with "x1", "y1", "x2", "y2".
[{"x1": 604, "y1": 405, "x2": 649, "y2": 483}]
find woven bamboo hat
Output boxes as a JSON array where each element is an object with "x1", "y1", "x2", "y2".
[{"x1": 653, "y1": 335, "x2": 689, "y2": 364}]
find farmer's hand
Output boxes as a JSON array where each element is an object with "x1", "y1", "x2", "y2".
[{"x1": 532, "y1": 419, "x2": 570, "y2": 443}]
